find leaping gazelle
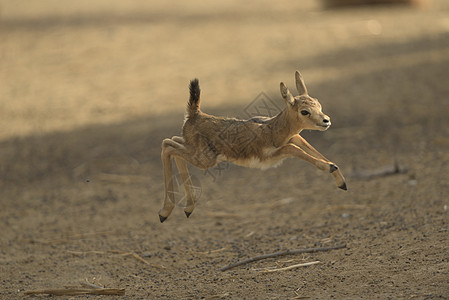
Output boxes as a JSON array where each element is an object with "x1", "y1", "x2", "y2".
[{"x1": 159, "y1": 71, "x2": 347, "y2": 222}]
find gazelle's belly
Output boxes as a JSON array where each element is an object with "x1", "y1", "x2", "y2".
[
  {"x1": 217, "y1": 147, "x2": 286, "y2": 170},
  {"x1": 232, "y1": 157, "x2": 286, "y2": 170}
]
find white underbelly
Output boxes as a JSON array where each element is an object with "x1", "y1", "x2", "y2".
[
  {"x1": 236, "y1": 157, "x2": 286, "y2": 170},
  {"x1": 217, "y1": 147, "x2": 285, "y2": 170},
  {"x1": 217, "y1": 155, "x2": 284, "y2": 170}
]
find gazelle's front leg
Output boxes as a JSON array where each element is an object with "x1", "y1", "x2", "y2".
[
  {"x1": 274, "y1": 143, "x2": 347, "y2": 190},
  {"x1": 289, "y1": 135, "x2": 347, "y2": 190}
]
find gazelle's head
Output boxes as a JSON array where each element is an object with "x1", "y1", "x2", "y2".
[{"x1": 280, "y1": 71, "x2": 331, "y2": 131}]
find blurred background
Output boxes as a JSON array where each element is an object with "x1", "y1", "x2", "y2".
[
  {"x1": 1, "y1": 0, "x2": 447, "y2": 139},
  {"x1": 1, "y1": 0, "x2": 449, "y2": 298}
]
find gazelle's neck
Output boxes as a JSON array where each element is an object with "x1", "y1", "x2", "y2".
[{"x1": 267, "y1": 108, "x2": 303, "y2": 147}]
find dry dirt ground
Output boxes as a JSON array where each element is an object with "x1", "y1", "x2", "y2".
[{"x1": 1, "y1": 0, "x2": 449, "y2": 299}]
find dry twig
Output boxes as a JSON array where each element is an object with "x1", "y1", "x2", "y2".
[
  {"x1": 193, "y1": 247, "x2": 228, "y2": 255},
  {"x1": 259, "y1": 261, "x2": 321, "y2": 273},
  {"x1": 79, "y1": 280, "x2": 103, "y2": 289},
  {"x1": 219, "y1": 244, "x2": 346, "y2": 271},
  {"x1": 351, "y1": 161, "x2": 408, "y2": 179},
  {"x1": 207, "y1": 292, "x2": 231, "y2": 299},
  {"x1": 24, "y1": 288, "x2": 125, "y2": 296}
]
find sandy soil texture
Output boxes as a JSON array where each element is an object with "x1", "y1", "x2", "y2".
[{"x1": 1, "y1": 0, "x2": 449, "y2": 298}]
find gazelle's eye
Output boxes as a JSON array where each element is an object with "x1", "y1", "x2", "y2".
[{"x1": 301, "y1": 110, "x2": 310, "y2": 116}]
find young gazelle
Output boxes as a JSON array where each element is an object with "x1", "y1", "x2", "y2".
[{"x1": 159, "y1": 71, "x2": 347, "y2": 222}]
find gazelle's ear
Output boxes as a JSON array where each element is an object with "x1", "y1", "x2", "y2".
[
  {"x1": 295, "y1": 70, "x2": 308, "y2": 96},
  {"x1": 280, "y1": 82, "x2": 295, "y2": 106}
]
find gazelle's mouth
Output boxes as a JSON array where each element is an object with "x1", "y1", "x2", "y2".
[{"x1": 318, "y1": 124, "x2": 331, "y2": 130}]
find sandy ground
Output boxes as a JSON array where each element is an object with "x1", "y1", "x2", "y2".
[{"x1": 1, "y1": 0, "x2": 449, "y2": 298}]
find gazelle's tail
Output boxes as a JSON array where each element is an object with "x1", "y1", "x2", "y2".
[{"x1": 187, "y1": 79, "x2": 201, "y2": 116}]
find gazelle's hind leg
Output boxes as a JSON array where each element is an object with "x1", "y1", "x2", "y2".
[
  {"x1": 171, "y1": 136, "x2": 196, "y2": 217},
  {"x1": 159, "y1": 136, "x2": 214, "y2": 223},
  {"x1": 159, "y1": 139, "x2": 178, "y2": 223},
  {"x1": 174, "y1": 157, "x2": 196, "y2": 218}
]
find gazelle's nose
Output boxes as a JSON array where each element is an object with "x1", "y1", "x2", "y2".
[{"x1": 323, "y1": 117, "x2": 331, "y2": 124}]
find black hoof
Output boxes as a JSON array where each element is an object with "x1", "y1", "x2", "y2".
[
  {"x1": 330, "y1": 164, "x2": 339, "y2": 173},
  {"x1": 159, "y1": 214, "x2": 167, "y2": 223},
  {"x1": 339, "y1": 182, "x2": 348, "y2": 191},
  {"x1": 185, "y1": 211, "x2": 192, "y2": 218}
]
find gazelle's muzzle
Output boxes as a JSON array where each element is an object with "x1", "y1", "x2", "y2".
[{"x1": 318, "y1": 116, "x2": 331, "y2": 130}]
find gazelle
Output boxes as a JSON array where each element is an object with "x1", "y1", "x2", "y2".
[{"x1": 159, "y1": 71, "x2": 347, "y2": 222}]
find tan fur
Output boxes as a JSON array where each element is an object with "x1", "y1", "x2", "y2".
[{"x1": 159, "y1": 71, "x2": 347, "y2": 222}]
